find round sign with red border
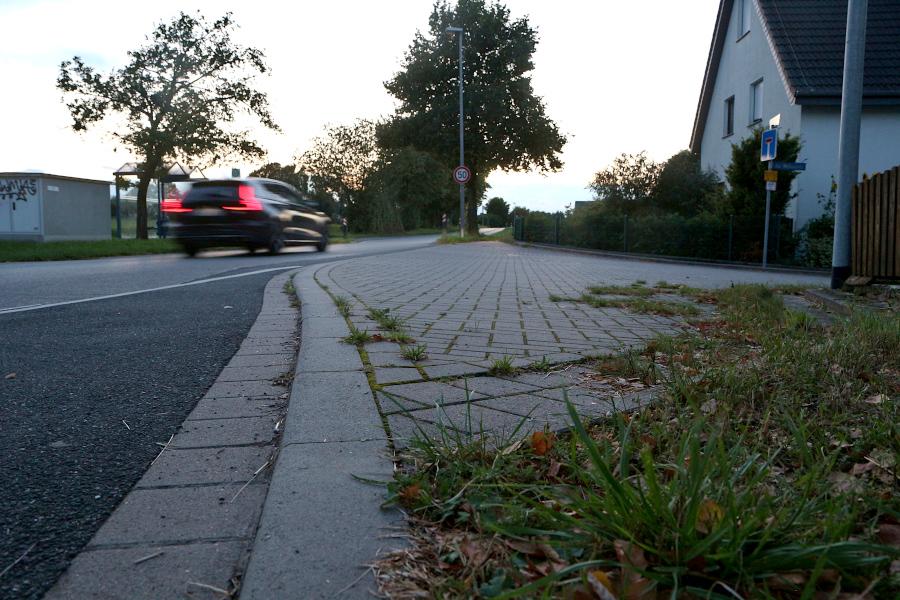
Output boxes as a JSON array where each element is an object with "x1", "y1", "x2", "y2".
[{"x1": 453, "y1": 165, "x2": 471, "y2": 184}]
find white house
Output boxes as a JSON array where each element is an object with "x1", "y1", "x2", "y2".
[{"x1": 690, "y1": 0, "x2": 900, "y2": 229}]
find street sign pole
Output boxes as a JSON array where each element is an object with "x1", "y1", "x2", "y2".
[{"x1": 763, "y1": 159, "x2": 773, "y2": 268}]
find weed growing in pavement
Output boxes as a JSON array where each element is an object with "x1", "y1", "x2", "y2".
[
  {"x1": 369, "y1": 307, "x2": 405, "y2": 331},
  {"x1": 579, "y1": 293, "x2": 701, "y2": 317},
  {"x1": 527, "y1": 356, "x2": 553, "y2": 371},
  {"x1": 387, "y1": 330, "x2": 415, "y2": 344},
  {"x1": 343, "y1": 326, "x2": 373, "y2": 346},
  {"x1": 334, "y1": 295, "x2": 351, "y2": 318},
  {"x1": 487, "y1": 355, "x2": 516, "y2": 376},
  {"x1": 378, "y1": 284, "x2": 900, "y2": 599},
  {"x1": 282, "y1": 279, "x2": 299, "y2": 308},
  {"x1": 587, "y1": 283, "x2": 654, "y2": 297},
  {"x1": 401, "y1": 344, "x2": 428, "y2": 362}
]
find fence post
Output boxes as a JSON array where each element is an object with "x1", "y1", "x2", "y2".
[
  {"x1": 727, "y1": 215, "x2": 734, "y2": 261},
  {"x1": 623, "y1": 215, "x2": 629, "y2": 252}
]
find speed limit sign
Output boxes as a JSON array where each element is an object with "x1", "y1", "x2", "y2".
[{"x1": 453, "y1": 165, "x2": 471, "y2": 184}]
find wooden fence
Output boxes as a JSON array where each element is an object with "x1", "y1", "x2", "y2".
[{"x1": 852, "y1": 166, "x2": 900, "y2": 280}]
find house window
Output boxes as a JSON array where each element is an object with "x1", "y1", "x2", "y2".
[
  {"x1": 724, "y1": 96, "x2": 735, "y2": 137},
  {"x1": 738, "y1": 0, "x2": 752, "y2": 37},
  {"x1": 750, "y1": 79, "x2": 763, "y2": 124}
]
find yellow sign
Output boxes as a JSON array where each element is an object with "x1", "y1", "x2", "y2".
[{"x1": 764, "y1": 170, "x2": 778, "y2": 182}]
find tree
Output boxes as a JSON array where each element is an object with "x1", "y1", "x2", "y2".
[
  {"x1": 652, "y1": 150, "x2": 721, "y2": 217},
  {"x1": 723, "y1": 128, "x2": 801, "y2": 216},
  {"x1": 297, "y1": 120, "x2": 378, "y2": 227},
  {"x1": 249, "y1": 162, "x2": 309, "y2": 193},
  {"x1": 368, "y1": 147, "x2": 450, "y2": 231},
  {"x1": 58, "y1": 12, "x2": 278, "y2": 238},
  {"x1": 589, "y1": 152, "x2": 661, "y2": 216},
  {"x1": 484, "y1": 196, "x2": 509, "y2": 224},
  {"x1": 380, "y1": 0, "x2": 566, "y2": 234}
]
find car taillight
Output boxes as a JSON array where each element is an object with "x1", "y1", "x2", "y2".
[
  {"x1": 161, "y1": 198, "x2": 192, "y2": 213},
  {"x1": 224, "y1": 185, "x2": 263, "y2": 211}
]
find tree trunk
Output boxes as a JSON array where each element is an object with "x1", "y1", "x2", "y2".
[
  {"x1": 465, "y1": 162, "x2": 480, "y2": 236},
  {"x1": 135, "y1": 174, "x2": 152, "y2": 240}
]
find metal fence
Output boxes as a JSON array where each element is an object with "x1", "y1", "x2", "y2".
[{"x1": 513, "y1": 211, "x2": 798, "y2": 266}]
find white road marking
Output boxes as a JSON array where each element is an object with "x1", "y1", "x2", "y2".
[{"x1": 0, "y1": 265, "x2": 304, "y2": 315}]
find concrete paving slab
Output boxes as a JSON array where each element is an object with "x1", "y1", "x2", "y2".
[
  {"x1": 186, "y1": 396, "x2": 285, "y2": 421},
  {"x1": 216, "y1": 364, "x2": 289, "y2": 382},
  {"x1": 204, "y1": 380, "x2": 285, "y2": 398},
  {"x1": 423, "y1": 362, "x2": 488, "y2": 378},
  {"x1": 240, "y1": 441, "x2": 401, "y2": 600},
  {"x1": 374, "y1": 366, "x2": 423, "y2": 384},
  {"x1": 45, "y1": 541, "x2": 245, "y2": 600},
  {"x1": 295, "y1": 336, "x2": 364, "y2": 373},
  {"x1": 90, "y1": 484, "x2": 266, "y2": 546},
  {"x1": 301, "y1": 315, "x2": 351, "y2": 339},
  {"x1": 137, "y1": 446, "x2": 273, "y2": 487},
  {"x1": 282, "y1": 370, "x2": 387, "y2": 444},
  {"x1": 170, "y1": 416, "x2": 276, "y2": 449}
]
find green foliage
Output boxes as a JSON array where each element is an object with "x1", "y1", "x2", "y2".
[
  {"x1": 369, "y1": 307, "x2": 405, "y2": 331},
  {"x1": 401, "y1": 344, "x2": 429, "y2": 362},
  {"x1": 484, "y1": 196, "x2": 510, "y2": 224},
  {"x1": 796, "y1": 178, "x2": 837, "y2": 268},
  {"x1": 298, "y1": 119, "x2": 380, "y2": 228},
  {"x1": 488, "y1": 355, "x2": 516, "y2": 376},
  {"x1": 723, "y1": 128, "x2": 802, "y2": 216},
  {"x1": 343, "y1": 327, "x2": 373, "y2": 346},
  {"x1": 249, "y1": 162, "x2": 337, "y2": 216},
  {"x1": 58, "y1": 12, "x2": 278, "y2": 238},
  {"x1": 653, "y1": 150, "x2": 722, "y2": 216},
  {"x1": 380, "y1": 0, "x2": 566, "y2": 234},
  {"x1": 0, "y1": 239, "x2": 178, "y2": 262},
  {"x1": 368, "y1": 146, "x2": 451, "y2": 231},
  {"x1": 589, "y1": 152, "x2": 662, "y2": 216}
]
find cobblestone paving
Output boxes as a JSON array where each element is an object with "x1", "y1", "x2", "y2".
[{"x1": 316, "y1": 243, "x2": 827, "y2": 443}]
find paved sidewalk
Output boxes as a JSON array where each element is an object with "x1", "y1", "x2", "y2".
[
  {"x1": 316, "y1": 242, "x2": 827, "y2": 444},
  {"x1": 45, "y1": 273, "x2": 299, "y2": 600}
]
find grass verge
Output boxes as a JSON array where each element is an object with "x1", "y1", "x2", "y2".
[
  {"x1": 0, "y1": 239, "x2": 179, "y2": 262},
  {"x1": 379, "y1": 285, "x2": 900, "y2": 599}
]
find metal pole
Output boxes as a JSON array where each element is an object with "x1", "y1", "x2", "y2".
[
  {"x1": 457, "y1": 30, "x2": 465, "y2": 237},
  {"x1": 831, "y1": 0, "x2": 868, "y2": 288},
  {"x1": 115, "y1": 182, "x2": 122, "y2": 239},
  {"x1": 763, "y1": 160, "x2": 772, "y2": 268}
]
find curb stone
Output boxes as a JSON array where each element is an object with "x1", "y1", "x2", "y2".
[
  {"x1": 44, "y1": 271, "x2": 300, "y2": 600},
  {"x1": 239, "y1": 268, "x2": 403, "y2": 600}
]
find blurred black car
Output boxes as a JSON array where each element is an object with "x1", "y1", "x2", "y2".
[{"x1": 163, "y1": 178, "x2": 330, "y2": 256}]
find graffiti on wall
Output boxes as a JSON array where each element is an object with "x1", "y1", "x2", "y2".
[{"x1": 0, "y1": 178, "x2": 38, "y2": 202}]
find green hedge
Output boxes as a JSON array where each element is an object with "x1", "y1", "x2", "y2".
[{"x1": 520, "y1": 210, "x2": 798, "y2": 264}]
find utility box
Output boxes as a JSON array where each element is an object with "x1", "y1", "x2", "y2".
[{"x1": 0, "y1": 173, "x2": 111, "y2": 241}]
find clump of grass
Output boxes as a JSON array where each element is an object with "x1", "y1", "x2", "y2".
[
  {"x1": 527, "y1": 356, "x2": 553, "y2": 371},
  {"x1": 487, "y1": 355, "x2": 516, "y2": 376},
  {"x1": 579, "y1": 293, "x2": 700, "y2": 317},
  {"x1": 342, "y1": 326, "x2": 373, "y2": 346},
  {"x1": 369, "y1": 307, "x2": 405, "y2": 331},
  {"x1": 334, "y1": 295, "x2": 351, "y2": 318},
  {"x1": 437, "y1": 233, "x2": 487, "y2": 244},
  {"x1": 401, "y1": 344, "x2": 428, "y2": 362},
  {"x1": 282, "y1": 279, "x2": 299, "y2": 308},
  {"x1": 378, "y1": 284, "x2": 900, "y2": 598},
  {"x1": 387, "y1": 330, "x2": 415, "y2": 344},
  {"x1": 587, "y1": 283, "x2": 654, "y2": 297}
]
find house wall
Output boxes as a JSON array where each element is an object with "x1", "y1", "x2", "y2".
[
  {"x1": 797, "y1": 106, "x2": 900, "y2": 227},
  {"x1": 41, "y1": 176, "x2": 111, "y2": 241},
  {"x1": 699, "y1": 0, "x2": 802, "y2": 186}
]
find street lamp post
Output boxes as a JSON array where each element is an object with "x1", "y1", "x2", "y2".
[{"x1": 447, "y1": 26, "x2": 465, "y2": 236}]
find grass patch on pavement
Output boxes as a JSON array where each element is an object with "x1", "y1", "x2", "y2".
[
  {"x1": 487, "y1": 355, "x2": 517, "y2": 376},
  {"x1": 369, "y1": 307, "x2": 406, "y2": 331},
  {"x1": 378, "y1": 285, "x2": 900, "y2": 599},
  {"x1": 0, "y1": 239, "x2": 179, "y2": 262},
  {"x1": 401, "y1": 344, "x2": 428, "y2": 362},
  {"x1": 343, "y1": 326, "x2": 373, "y2": 346}
]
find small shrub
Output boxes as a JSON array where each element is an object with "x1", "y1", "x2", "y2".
[
  {"x1": 401, "y1": 344, "x2": 428, "y2": 362},
  {"x1": 488, "y1": 355, "x2": 516, "y2": 376}
]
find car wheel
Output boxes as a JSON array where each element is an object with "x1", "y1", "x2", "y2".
[
  {"x1": 246, "y1": 246, "x2": 258, "y2": 255},
  {"x1": 268, "y1": 231, "x2": 285, "y2": 255},
  {"x1": 183, "y1": 244, "x2": 198, "y2": 257},
  {"x1": 316, "y1": 235, "x2": 328, "y2": 252}
]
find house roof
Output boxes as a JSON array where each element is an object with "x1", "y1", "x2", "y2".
[{"x1": 690, "y1": 0, "x2": 900, "y2": 152}]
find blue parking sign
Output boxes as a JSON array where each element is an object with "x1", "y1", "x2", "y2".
[{"x1": 760, "y1": 129, "x2": 778, "y2": 161}]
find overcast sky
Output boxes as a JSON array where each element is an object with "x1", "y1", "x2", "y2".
[{"x1": 0, "y1": 0, "x2": 719, "y2": 211}]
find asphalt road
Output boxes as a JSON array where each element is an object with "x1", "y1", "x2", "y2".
[{"x1": 0, "y1": 236, "x2": 436, "y2": 600}]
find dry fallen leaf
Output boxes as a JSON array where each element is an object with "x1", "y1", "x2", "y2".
[
  {"x1": 850, "y1": 462, "x2": 876, "y2": 476},
  {"x1": 4, "y1": 373, "x2": 15, "y2": 380},
  {"x1": 587, "y1": 570, "x2": 617, "y2": 600},
  {"x1": 696, "y1": 499, "x2": 724, "y2": 534},
  {"x1": 877, "y1": 523, "x2": 900, "y2": 547},
  {"x1": 531, "y1": 431, "x2": 555, "y2": 456},
  {"x1": 458, "y1": 537, "x2": 489, "y2": 567},
  {"x1": 547, "y1": 460, "x2": 562, "y2": 479},
  {"x1": 613, "y1": 540, "x2": 651, "y2": 599},
  {"x1": 864, "y1": 393, "x2": 886, "y2": 405},
  {"x1": 399, "y1": 483, "x2": 421, "y2": 505}
]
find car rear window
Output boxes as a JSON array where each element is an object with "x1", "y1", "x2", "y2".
[{"x1": 183, "y1": 183, "x2": 240, "y2": 206}]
